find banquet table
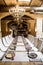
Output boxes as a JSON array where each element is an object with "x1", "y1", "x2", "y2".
[{"x1": 1, "y1": 36, "x2": 43, "y2": 62}]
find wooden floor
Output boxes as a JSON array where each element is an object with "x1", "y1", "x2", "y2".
[{"x1": 0, "y1": 62, "x2": 43, "y2": 65}]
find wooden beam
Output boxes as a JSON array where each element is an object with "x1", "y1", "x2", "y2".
[
  {"x1": 3, "y1": 0, "x2": 7, "y2": 6},
  {"x1": 29, "y1": 0, "x2": 32, "y2": 6}
]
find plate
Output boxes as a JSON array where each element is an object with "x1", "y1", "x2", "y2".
[
  {"x1": 28, "y1": 53, "x2": 37, "y2": 59},
  {"x1": 10, "y1": 46, "x2": 16, "y2": 50},
  {"x1": 5, "y1": 53, "x2": 12, "y2": 59},
  {"x1": 13, "y1": 43, "x2": 17, "y2": 45},
  {"x1": 5, "y1": 51, "x2": 15, "y2": 59}
]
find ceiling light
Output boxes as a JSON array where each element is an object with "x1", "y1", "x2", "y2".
[
  {"x1": 9, "y1": 6, "x2": 25, "y2": 17},
  {"x1": 9, "y1": 5, "x2": 25, "y2": 24}
]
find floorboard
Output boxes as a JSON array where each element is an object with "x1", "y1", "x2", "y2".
[{"x1": 0, "y1": 62, "x2": 43, "y2": 65}]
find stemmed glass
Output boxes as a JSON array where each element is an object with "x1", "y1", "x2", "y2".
[{"x1": 25, "y1": 43, "x2": 32, "y2": 54}]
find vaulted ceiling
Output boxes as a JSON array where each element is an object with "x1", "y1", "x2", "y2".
[
  {"x1": 0, "y1": 0, "x2": 43, "y2": 21},
  {"x1": 0, "y1": 0, "x2": 43, "y2": 7},
  {"x1": 0, "y1": 0, "x2": 43, "y2": 37}
]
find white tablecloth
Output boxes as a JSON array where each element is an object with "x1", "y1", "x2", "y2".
[
  {"x1": 17, "y1": 42, "x2": 24, "y2": 45},
  {"x1": 16, "y1": 46, "x2": 26, "y2": 51},
  {"x1": 2, "y1": 52, "x2": 29, "y2": 62},
  {"x1": 2, "y1": 36, "x2": 43, "y2": 62},
  {"x1": 17, "y1": 36, "x2": 23, "y2": 43},
  {"x1": 25, "y1": 38, "x2": 39, "y2": 51},
  {"x1": 2, "y1": 51, "x2": 43, "y2": 62},
  {"x1": 29, "y1": 51, "x2": 43, "y2": 61}
]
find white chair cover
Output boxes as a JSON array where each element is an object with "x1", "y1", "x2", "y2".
[
  {"x1": 0, "y1": 50, "x2": 5, "y2": 60},
  {"x1": 2, "y1": 37, "x2": 10, "y2": 47},
  {"x1": 0, "y1": 39, "x2": 8, "y2": 51}
]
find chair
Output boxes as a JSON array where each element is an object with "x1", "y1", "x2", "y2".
[
  {"x1": 5, "y1": 36, "x2": 12, "y2": 44},
  {"x1": 28, "y1": 34, "x2": 32, "y2": 41},
  {"x1": 28, "y1": 34, "x2": 34, "y2": 44},
  {"x1": 38, "y1": 41, "x2": 43, "y2": 53},
  {"x1": 31, "y1": 38, "x2": 43, "y2": 52},
  {"x1": 0, "y1": 39, "x2": 8, "y2": 52},
  {"x1": 36, "y1": 39, "x2": 42, "y2": 49},
  {"x1": 8, "y1": 36, "x2": 13, "y2": 43},
  {"x1": 0, "y1": 50, "x2": 5, "y2": 60},
  {"x1": 23, "y1": 37, "x2": 29, "y2": 46},
  {"x1": 25, "y1": 38, "x2": 34, "y2": 47},
  {"x1": 34, "y1": 37, "x2": 38, "y2": 47},
  {"x1": 8, "y1": 34, "x2": 13, "y2": 41},
  {"x1": 2, "y1": 37, "x2": 10, "y2": 47},
  {"x1": 32, "y1": 46, "x2": 38, "y2": 51},
  {"x1": 41, "y1": 48, "x2": 43, "y2": 53}
]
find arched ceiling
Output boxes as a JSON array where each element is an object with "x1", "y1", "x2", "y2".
[
  {"x1": 4, "y1": 0, "x2": 17, "y2": 6},
  {"x1": 0, "y1": 11, "x2": 43, "y2": 20},
  {"x1": 0, "y1": 12, "x2": 10, "y2": 19},
  {"x1": 0, "y1": 0, "x2": 43, "y2": 7},
  {"x1": 0, "y1": 0, "x2": 43, "y2": 21},
  {"x1": 0, "y1": 0, "x2": 17, "y2": 6},
  {"x1": 0, "y1": 0, "x2": 5, "y2": 5},
  {"x1": 0, "y1": 0, "x2": 42, "y2": 37}
]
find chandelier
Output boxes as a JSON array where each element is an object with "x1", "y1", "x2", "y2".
[{"x1": 9, "y1": 5, "x2": 25, "y2": 21}]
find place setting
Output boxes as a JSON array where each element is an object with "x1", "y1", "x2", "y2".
[
  {"x1": 5, "y1": 51, "x2": 15, "y2": 60},
  {"x1": 25, "y1": 45, "x2": 42, "y2": 61}
]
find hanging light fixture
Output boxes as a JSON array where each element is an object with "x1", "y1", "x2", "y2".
[
  {"x1": 9, "y1": 3, "x2": 25, "y2": 24},
  {"x1": 9, "y1": 4, "x2": 25, "y2": 18}
]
